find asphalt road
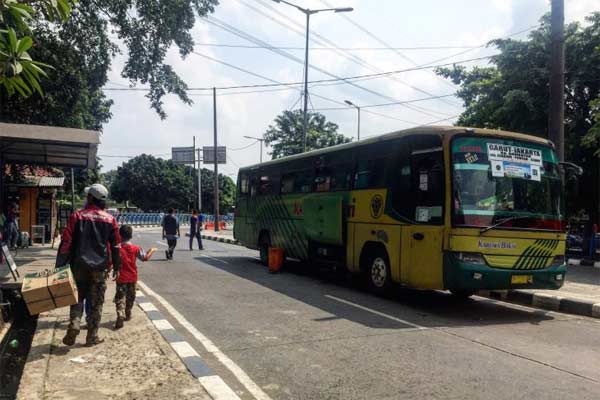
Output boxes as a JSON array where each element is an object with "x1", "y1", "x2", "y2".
[{"x1": 135, "y1": 229, "x2": 600, "y2": 400}]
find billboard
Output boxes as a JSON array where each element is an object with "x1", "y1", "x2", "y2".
[
  {"x1": 172, "y1": 147, "x2": 195, "y2": 165},
  {"x1": 203, "y1": 146, "x2": 227, "y2": 164}
]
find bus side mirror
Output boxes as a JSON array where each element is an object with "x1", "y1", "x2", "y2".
[{"x1": 559, "y1": 161, "x2": 583, "y2": 178}]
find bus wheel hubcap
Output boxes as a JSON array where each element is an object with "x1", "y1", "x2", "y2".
[{"x1": 371, "y1": 257, "x2": 387, "y2": 287}]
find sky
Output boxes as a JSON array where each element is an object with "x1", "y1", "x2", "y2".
[{"x1": 99, "y1": 0, "x2": 599, "y2": 177}]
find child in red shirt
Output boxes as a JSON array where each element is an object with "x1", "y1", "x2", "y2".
[{"x1": 114, "y1": 225, "x2": 154, "y2": 329}]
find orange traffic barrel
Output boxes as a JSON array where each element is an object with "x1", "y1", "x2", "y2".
[{"x1": 268, "y1": 247, "x2": 285, "y2": 273}]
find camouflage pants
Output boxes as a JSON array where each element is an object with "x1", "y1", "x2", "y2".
[
  {"x1": 114, "y1": 282, "x2": 136, "y2": 320},
  {"x1": 69, "y1": 268, "x2": 106, "y2": 340}
]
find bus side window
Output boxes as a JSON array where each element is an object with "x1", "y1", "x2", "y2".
[
  {"x1": 315, "y1": 170, "x2": 331, "y2": 192},
  {"x1": 294, "y1": 169, "x2": 313, "y2": 193},
  {"x1": 240, "y1": 174, "x2": 249, "y2": 196},
  {"x1": 259, "y1": 175, "x2": 272, "y2": 195},
  {"x1": 281, "y1": 174, "x2": 294, "y2": 194},
  {"x1": 354, "y1": 159, "x2": 371, "y2": 189},
  {"x1": 389, "y1": 139, "x2": 412, "y2": 219},
  {"x1": 412, "y1": 152, "x2": 444, "y2": 224},
  {"x1": 250, "y1": 174, "x2": 259, "y2": 198},
  {"x1": 331, "y1": 164, "x2": 352, "y2": 191}
]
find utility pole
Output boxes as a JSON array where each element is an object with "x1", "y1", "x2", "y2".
[
  {"x1": 548, "y1": 0, "x2": 565, "y2": 161},
  {"x1": 344, "y1": 100, "x2": 361, "y2": 141},
  {"x1": 213, "y1": 87, "x2": 220, "y2": 232},
  {"x1": 70, "y1": 168, "x2": 75, "y2": 212},
  {"x1": 243, "y1": 135, "x2": 265, "y2": 163},
  {"x1": 197, "y1": 148, "x2": 202, "y2": 213},
  {"x1": 193, "y1": 135, "x2": 196, "y2": 211},
  {"x1": 302, "y1": 11, "x2": 310, "y2": 153},
  {"x1": 272, "y1": 1, "x2": 353, "y2": 152}
]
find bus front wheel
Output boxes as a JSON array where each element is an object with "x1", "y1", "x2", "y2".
[
  {"x1": 258, "y1": 232, "x2": 271, "y2": 266},
  {"x1": 365, "y1": 247, "x2": 392, "y2": 294}
]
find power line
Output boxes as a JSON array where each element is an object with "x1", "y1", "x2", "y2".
[
  {"x1": 247, "y1": 0, "x2": 461, "y2": 115},
  {"x1": 227, "y1": 141, "x2": 259, "y2": 151},
  {"x1": 102, "y1": 54, "x2": 494, "y2": 93},
  {"x1": 192, "y1": 42, "x2": 481, "y2": 51},
  {"x1": 417, "y1": 25, "x2": 540, "y2": 68},
  {"x1": 204, "y1": 14, "x2": 468, "y2": 120},
  {"x1": 313, "y1": 93, "x2": 458, "y2": 111},
  {"x1": 205, "y1": 13, "x2": 437, "y2": 117},
  {"x1": 319, "y1": 0, "x2": 458, "y2": 90}
]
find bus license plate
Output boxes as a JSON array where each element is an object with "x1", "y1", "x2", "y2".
[{"x1": 511, "y1": 275, "x2": 532, "y2": 285}]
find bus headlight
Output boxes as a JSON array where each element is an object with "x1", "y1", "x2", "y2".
[
  {"x1": 550, "y1": 255, "x2": 565, "y2": 267},
  {"x1": 452, "y1": 252, "x2": 486, "y2": 265}
]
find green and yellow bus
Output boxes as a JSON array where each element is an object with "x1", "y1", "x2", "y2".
[{"x1": 234, "y1": 126, "x2": 567, "y2": 297}]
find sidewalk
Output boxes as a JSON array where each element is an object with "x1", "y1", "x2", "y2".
[
  {"x1": 18, "y1": 284, "x2": 211, "y2": 400},
  {"x1": 201, "y1": 229, "x2": 238, "y2": 245},
  {"x1": 479, "y1": 263, "x2": 600, "y2": 318},
  {"x1": 12, "y1": 246, "x2": 211, "y2": 400}
]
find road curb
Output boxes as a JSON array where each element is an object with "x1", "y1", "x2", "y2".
[
  {"x1": 16, "y1": 316, "x2": 58, "y2": 400},
  {"x1": 478, "y1": 289, "x2": 600, "y2": 319},
  {"x1": 136, "y1": 287, "x2": 241, "y2": 400},
  {"x1": 201, "y1": 234, "x2": 239, "y2": 246}
]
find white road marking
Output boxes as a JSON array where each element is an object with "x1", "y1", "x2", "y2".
[
  {"x1": 156, "y1": 241, "x2": 167, "y2": 247},
  {"x1": 171, "y1": 341, "x2": 199, "y2": 358},
  {"x1": 325, "y1": 295, "x2": 427, "y2": 330},
  {"x1": 198, "y1": 376, "x2": 242, "y2": 400},
  {"x1": 152, "y1": 319, "x2": 174, "y2": 331},
  {"x1": 138, "y1": 302, "x2": 158, "y2": 312},
  {"x1": 137, "y1": 281, "x2": 272, "y2": 400},
  {"x1": 200, "y1": 254, "x2": 229, "y2": 264}
]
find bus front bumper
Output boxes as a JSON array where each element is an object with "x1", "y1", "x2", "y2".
[{"x1": 443, "y1": 253, "x2": 567, "y2": 291}]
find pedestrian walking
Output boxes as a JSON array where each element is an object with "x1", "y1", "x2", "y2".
[
  {"x1": 4, "y1": 203, "x2": 19, "y2": 250},
  {"x1": 189, "y1": 209, "x2": 204, "y2": 250},
  {"x1": 114, "y1": 225, "x2": 154, "y2": 329},
  {"x1": 56, "y1": 183, "x2": 121, "y2": 347},
  {"x1": 162, "y1": 208, "x2": 180, "y2": 260}
]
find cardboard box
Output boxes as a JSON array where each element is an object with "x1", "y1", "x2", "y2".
[{"x1": 21, "y1": 266, "x2": 78, "y2": 315}]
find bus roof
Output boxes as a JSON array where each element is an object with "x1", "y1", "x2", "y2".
[{"x1": 239, "y1": 126, "x2": 553, "y2": 171}]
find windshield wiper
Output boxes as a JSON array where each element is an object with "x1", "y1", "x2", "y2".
[{"x1": 480, "y1": 216, "x2": 530, "y2": 234}]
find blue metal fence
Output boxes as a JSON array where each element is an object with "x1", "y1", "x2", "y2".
[{"x1": 115, "y1": 213, "x2": 233, "y2": 227}]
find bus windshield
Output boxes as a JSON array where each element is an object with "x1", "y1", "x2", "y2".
[{"x1": 452, "y1": 136, "x2": 563, "y2": 231}]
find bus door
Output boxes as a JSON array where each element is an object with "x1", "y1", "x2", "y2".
[{"x1": 404, "y1": 146, "x2": 445, "y2": 289}]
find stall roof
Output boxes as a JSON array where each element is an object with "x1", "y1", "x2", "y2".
[
  {"x1": 15, "y1": 176, "x2": 66, "y2": 188},
  {"x1": 0, "y1": 123, "x2": 99, "y2": 168}
]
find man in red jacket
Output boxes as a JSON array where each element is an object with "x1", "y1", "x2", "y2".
[{"x1": 56, "y1": 183, "x2": 121, "y2": 347}]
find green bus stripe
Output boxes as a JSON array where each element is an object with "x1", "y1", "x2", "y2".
[
  {"x1": 523, "y1": 246, "x2": 543, "y2": 270},
  {"x1": 275, "y1": 196, "x2": 300, "y2": 258},
  {"x1": 527, "y1": 247, "x2": 548, "y2": 270},
  {"x1": 531, "y1": 250, "x2": 547, "y2": 270},
  {"x1": 515, "y1": 245, "x2": 537, "y2": 269}
]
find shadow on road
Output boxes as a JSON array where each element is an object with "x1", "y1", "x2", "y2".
[{"x1": 194, "y1": 255, "x2": 554, "y2": 330}]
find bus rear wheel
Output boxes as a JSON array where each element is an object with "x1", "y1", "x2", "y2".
[
  {"x1": 365, "y1": 248, "x2": 392, "y2": 294},
  {"x1": 258, "y1": 232, "x2": 271, "y2": 266}
]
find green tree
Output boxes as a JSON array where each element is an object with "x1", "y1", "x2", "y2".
[
  {"x1": 0, "y1": 18, "x2": 114, "y2": 130},
  {"x1": 111, "y1": 155, "x2": 194, "y2": 211},
  {"x1": 1, "y1": 0, "x2": 219, "y2": 118},
  {"x1": 109, "y1": 155, "x2": 235, "y2": 213},
  {"x1": 436, "y1": 12, "x2": 600, "y2": 219},
  {"x1": 263, "y1": 110, "x2": 351, "y2": 159},
  {"x1": 196, "y1": 168, "x2": 236, "y2": 214},
  {"x1": 0, "y1": 0, "x2": 74, "y2": 96}
]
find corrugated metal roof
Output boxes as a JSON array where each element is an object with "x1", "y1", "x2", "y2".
[
  {"x1": 38, "y1": 177, "x2": 65, "y2": 187},
  {"x1": 17, "y1": 176, "x2": 65, "y2": 187},
  {"x1": 0, "y1": 123, "x2": 99, "y2": 168}
]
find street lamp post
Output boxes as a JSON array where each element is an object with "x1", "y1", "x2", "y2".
[
  {"x1": 244, "y1": 135, "x2": 266, "y2": 163},
  {"x1": 272, "y1": 0, "x2": 353, "y2": 153},
  {"x1": 345, "y1": 100, "x2": 361, "y2": 141}
]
